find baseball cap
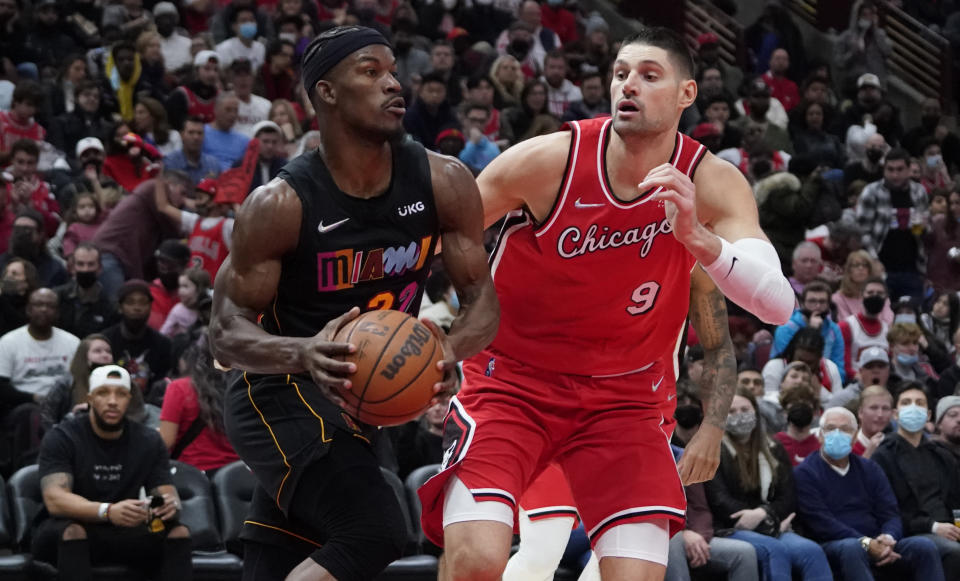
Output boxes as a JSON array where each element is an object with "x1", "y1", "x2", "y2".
[
  {"x1": 857, "y1": 73, "x2": 881, "y2": 89},
  {"x1": 692, "y1": 123, "x2": 721, "y2": 140},
  {"x1": 446, "y1": 27, "x2": 469, "y2": 41},
  {"x1": 153, "y1": 1, "x2": 178, "y2": 18},
  {"x1": 156, "y1": 239, "x2": 190, "y2": 266},
  {"x1": 251, "y1": 120, "x2": 282, "y2": 138},
  {"x1": 75, "y1": 137, "x2": 105, "y2": 157},
  {"x1": 697, "y1": 32, "x2": 719, "y2": 47},
  {"x1": 196, "y1": 178, "x2": 218, "y2": 196},
  {"x1": 857, "y1": 346, "x2": 889, "y2": 368},
  {"x1": 748, "y1": 77, "x2": 772, "y2": 97},
  {"x1": 89, "y1": 365, "x2": 131, "y2": 392},
  {"x1": 436, "y1": 128, "x2": 465, "y2": 146},
  {"x1": 194, "y1": 50, "x2": 219, "y2": 68},
  {"x1": 937, "y1": 396, "x2": 960, "y2": 424}
]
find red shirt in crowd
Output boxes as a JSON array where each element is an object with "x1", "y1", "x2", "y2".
[
  {"x1": 541, "y1": 5, "x2": 578, "y2": 44},
  {"x1": 149, "y1": 279, "x2": 179, "y2": 330},
  {"x1": 159, "y1": 378, "x2": 239, "y2": 472},
  {"x1": 774, "y1": 432, "x2": 821, "y2": 466},
  {"x1": 762, "y1": 72, "x2": 800, "y2": 112},
  {"x1": 4, "y1": 180, "x2": 62, "y2": 238},
  {"x1": 0, "y1": 111, "x2": 46, "y2": 153},
  {"x1": 103, "y1": 155, "x2": 158, "y2": 194}
]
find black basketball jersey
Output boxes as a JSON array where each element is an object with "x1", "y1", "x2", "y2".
[{"x1": 262, "y1": 139, "x2": 440, "y2": 338}]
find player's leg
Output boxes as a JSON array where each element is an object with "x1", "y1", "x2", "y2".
[
  {"x1": 503, "y1": 511, "x2": 576, "y2": 581},
  {"x1": 594, "y1": 521, "x2": 670, "y2": 581}
]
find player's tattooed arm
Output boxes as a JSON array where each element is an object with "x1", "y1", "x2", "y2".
[{"x1": 678, "y1": 267, "x2": 737, "y2": 485}]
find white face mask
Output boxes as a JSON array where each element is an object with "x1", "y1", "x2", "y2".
[{"x1": 279, "y1": 32, "x2": 298, "y2": 44}]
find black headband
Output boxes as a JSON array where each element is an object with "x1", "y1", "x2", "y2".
[{"x1": 302, "y1": 27, "x2": 391, "y2": 95}]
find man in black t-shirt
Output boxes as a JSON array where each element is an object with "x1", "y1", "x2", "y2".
[{"x1": 34, "y1": 365, "x2": 191, "y2": 581}]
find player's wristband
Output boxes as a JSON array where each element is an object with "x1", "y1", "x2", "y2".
[
  {"x1": 98, "y1": 502, "x2": 110, "y2": 522},
  {"x1": 701, "y1": 237, "x2": 795, "y2": 325}
]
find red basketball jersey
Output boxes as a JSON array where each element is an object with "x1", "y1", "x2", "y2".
[
  {"x1": 189, "y1": 217, "x2": 230, "y2": 281},
  {"x1": 489, "y1": 118, "x2": 706, "y2": 377}
]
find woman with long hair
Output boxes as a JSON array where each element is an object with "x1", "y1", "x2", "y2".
[
  {"x1": 922, "y1": 292, "x2": 960, "y2": 359},
  {"x1": 489, "y1": 54, "x2": 524, "y2": 110},
  {"x1": 269, "y1": 98, "x2": 303, "y2": 157},
  {"x1": 135, "y1": 31, "x2": 170, "y2": 102},
  {"x1": 158, "y1": 334, "x2": 239, "y2": 476},
  {"x1": 133, "y1": 97, "x2": 181, "y2": 157},
  {"x1": 0, "y1": 259, "x2": 39, "y2": 335},
  {"x1": 50, "y1": 56, "x2": 90, "y2": 118},
  {"x1": 501, "y1": 79, "x2": 559, "y2": 146},
  {"x1": 790, "y1": 100, "x2": 844, "y2": 168},
  {"x1": 40, "y1": 334, "x2": 157, "y2": 430},
  {"x1": 706, "y1": 387, "x2": 832, "y2": 581},
  {"x1": 831, "y1": 249, "x2": 892, "y2": 324},
  {"x1": 925, "y1": 189, "x2": 960, "y2": 294}
]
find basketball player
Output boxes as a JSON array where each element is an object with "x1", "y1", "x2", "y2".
[
  {"x1": 209, "y1": 26, "x2": 498, "y2": 581},
  {"x1": 418, "y1": 26, "x2": 794, "y2": 581}
]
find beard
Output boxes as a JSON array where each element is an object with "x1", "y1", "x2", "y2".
[
  {"x1": 91, "y1": 407, "x2": 124, "y2": 432},
  {"x1": 946, "y1": 432, "x2": 960, "y2": 446}
]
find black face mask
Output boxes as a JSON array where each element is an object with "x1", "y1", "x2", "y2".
[
  {"x1": 156, "y1": 21, "x2": 175, "y2": 37},
  {"x1": 751, "y1": 160, "x2": 772, "y2": 178},
  {"x1": 865, "y1": 148, "x2": 884, "y2": 163},
  {"x1": 159, "y1": 271, "x2": 179, "y2": 291},
  {"x1": 675, "y1": 405, "x2": 703, "y2": 429},
  {"x1": 921, "y1": 115, "x2": 939, "y2": 130},
  {"x1": 10, "y1": 231, "x2": 38, "y2": 261},
  {"x1": 863, "y1": 295, "x2": 885, "y2": 315},
  {"x1": 394, "y1": 38, "x2": 412, "y2": 54},
  {"x1": 787, "y1": 404, "x2": 814, "y2": 428},
  {"x1": 508, "y1": 39, "x2": 531, "y2": 60},
  {"x1": 75, "y1": 270, "x2": 98, "y2": 289}
]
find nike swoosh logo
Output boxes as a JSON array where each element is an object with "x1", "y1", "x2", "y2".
[
  {"x1": 667, "y1": 393, "x2": 676, "y2": 401},
  {"x1": 793, "y1": 455, "x2": 805, "y2": 464},
  {"x1": 652, "y1": 377, "x2": 663, "y2": 392},
  {"x1": 574, "y1": 198, "x2": 604, "y2": 209},
  {"x1": 318, "y1": 218, "x2": 350, "y2": 233},
  {"x1": 725, "y1": 256, "x2": 738, "y2": 279}
]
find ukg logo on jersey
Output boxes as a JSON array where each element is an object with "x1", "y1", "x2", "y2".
[{"x1": 316, "y1": 236, "x2": 434, "y2": 291}]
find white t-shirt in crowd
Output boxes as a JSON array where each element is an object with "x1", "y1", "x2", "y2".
[
  {"x1": 0, "y1": 326, "x2": 80, "y2": 397},
  {"x1": 215, "y1": 37, "x2": 266, "y2": 71},
  {"x1": 160, "y1": 33, "x2": 193, "y2": 73},
  {"x1": 235, "y1": 95, "x2": 272, "y2": 138}
]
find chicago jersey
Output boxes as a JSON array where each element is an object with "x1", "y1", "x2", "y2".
[{"x1": 489, "y1": 117, "x2": 706, "y2": 376}]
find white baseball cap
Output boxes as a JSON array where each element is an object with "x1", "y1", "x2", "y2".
[
  {"x1": 75, "y1": 137, "x2": 105, "y2": 157},
  {"x1": 857, "y1": 346, "x2": 889, "y2": 368},
  {"x1": 251, "y1": 120, "x2": 282, "y2": 138},
  {"x1": 88, "y1": 365, "x2": 131, "y2": 392},
  {"x1": 194, "y1": 50, "x2": 219, "y2": 68}
]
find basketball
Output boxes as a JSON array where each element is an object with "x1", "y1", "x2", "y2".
[{"x1": 333, "y1": 309, "x2": 444, "y2": 426}]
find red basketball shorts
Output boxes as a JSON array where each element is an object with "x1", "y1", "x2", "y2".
[{"x1": 418, "y1": 348, "x2": 686, "y2": 548}]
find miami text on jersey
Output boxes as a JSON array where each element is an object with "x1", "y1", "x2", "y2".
[{"x1": 316, "y1": 235, "x2": 434, "y2": 292}]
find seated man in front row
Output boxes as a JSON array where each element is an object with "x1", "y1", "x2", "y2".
[
  {"x1": 33, "y1": 365, "x2": 192, "y2": 581},
  {"x1": 794, "y1": 406, "x2": 944, "y2": 581}
]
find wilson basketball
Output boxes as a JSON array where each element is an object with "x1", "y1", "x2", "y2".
[{"x1": 333, "y1": 310, "x2": 444, "y2": 426}]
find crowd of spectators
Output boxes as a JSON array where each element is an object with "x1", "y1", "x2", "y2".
[{"x1": 1, "y1": 0, "x2": 960, "y2": 578}]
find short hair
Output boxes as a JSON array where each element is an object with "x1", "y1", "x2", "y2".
[
  {"x1": 580, "y1": 71, "x2": 604, "y2": 85},
  {"x1": 73, "y1": 80, "x2": 101, "y2": 100},
  {"x1": 111, "y1": 40, "x2": 136, "y2": 60},
  {"x1": 465, "y1": 74, "x2": 493, "y2": 90},
  {"x1": 887, "y1": 322, "x2": 922, "y2": 345},
  {"x1": 11, "y1": 80, "x2": 43, "y2": 107},
  {"x1": 859, "y1": 385, "x2": 893, "y2": 407},
  {"x1": 792, "y1": 240, "x2": 821, "y2": 262},
  {"x1": 231, "y1": 5, "x2": 256, "y2": 23},
  {"x1": 15, "y1": 208, "x2": 44, "y2": 229},
  {"x1": 420, "y1": 71, "x2": 447, "y2": 87},
  {"x1": 463, "y1": 102, "x2": 490, "y2": 117},
  {"x1": 544, "y1": 50, "x2": 566, "y2": 65},
  {"x1": 74, "y1": 242, "x2": 102, "y2": 263},
  {"x1": 801, "y1": 280, "x2": 831, "y2": 301},
  {"x1": 4, "y1": 258, "x2": 38, "y2": 292},
  {"x1": 9, "y1": 139, "x2": 39, "y2": 160},
  {"x1": 863, "y1": 276, "x2": 886, "y2": 291},
  {"x1": 184, "y1": 115, "x2": 207, "y2": 127},
  {"x1": 230, "y1": 58, "x2": 254, "y2": 76},
  {"x1": 431, "y1": 40, "x2": 453, "y2": 53},
  {"x1": 621, "y1": 25, "x2": 695, "y2": 80},
  {"x1": 893, "y1": 380, "x2": 930, "y2": 405},
  {"x1": 819, "y1": 406, "x2": 857, "y2": 430},
  {"x1": 786, "y1": 327, "x2": 825, "y2": 358},
  {"x1": 885, "y1": 147, "x2": 910, "y2": 164},
  {"x1": 268, "y1": 39, "x2": 295, "y2": 58}
]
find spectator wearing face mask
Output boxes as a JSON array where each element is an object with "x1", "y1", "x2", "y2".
[
  {"x1": 0, "y1": 258, "x2": 39, "y2": 336},
  {"x1": 835, "y1": 2, "x2": 891, "y2": 97},
  {"x1": 844, "y1": 133, "x2": 887, "y2": 190},
  {"x1": 871, "y1": 382, "x2": 960, "y2": 578},
  {"x1": 148, "y1": 240, "x2": 190, "y2": 331},
  {"x1": 215, "y1": 6, "x2": 266, "y2": 70},
  {"x1": 53, "y1": 244, "x2": 117, "y2": 340},
  {"x1": 0, "y1": 210, "x2": 68, "y2": 289},
  {"x1": 775, "y1": 383, "x2": 821, "y2": 466},
  {"x1": 837, "y1": 277, "x2": 890, "y2": 380},
  {"x1": 671, "y1": 379, "x2": 704, "y2": 449},
  {"x1": 101, "y1": 280, "x2": 172, "y2": 397},
  {"x1": 889, "y1": 322, "x2": 939, "y2": 394}
]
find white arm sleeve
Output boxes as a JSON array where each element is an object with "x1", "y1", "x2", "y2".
[{"x1": 701, "y1": 237, "x2": 795, "y2": 325}]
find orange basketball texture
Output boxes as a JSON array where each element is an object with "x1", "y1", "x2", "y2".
[{"x1": 333, "y1": 310, "x2": 443, "y2": 426}]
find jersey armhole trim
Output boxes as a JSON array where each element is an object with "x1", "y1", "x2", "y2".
[
  {"x1": 533, "y1": 122, "x2": 581, "y2": 238},
  {"x1": 686, "y1": 143, "x2": 708, "y2": 179}
]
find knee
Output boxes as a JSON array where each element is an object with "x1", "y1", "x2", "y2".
[
  {"x1": 61, "y1": 523, "x2": 87, "y2": 541},
  {"x1": 167, "y1": 525, "x2": 190, "y2": 539},
  {"x1": 444, "y1": 543, "x2": 509, "y2": 581}
]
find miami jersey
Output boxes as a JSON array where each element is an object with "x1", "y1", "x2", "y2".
[{"x1": 488, "y1": 117, "x2": 706, "y2": 376}]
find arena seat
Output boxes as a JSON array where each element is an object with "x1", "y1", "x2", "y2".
[
  {"x1": 403, "y1": 463, "x2": 440, "y2": 555},
  {"x1": 210, "y1": 461, "x2": 256, "y2": 557},
  {"x1": 7, "y1": 464, "x2": 140, "y2": 580},
  {"x1": 168, "y1": 461, "x2": 243, "y2": 581},
  {"x1": 375, "y1": 467, "x2": 439, "y2": 581},
  {"x1": 0, "y1": 474, "x2": 30, "y2": 581}
]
